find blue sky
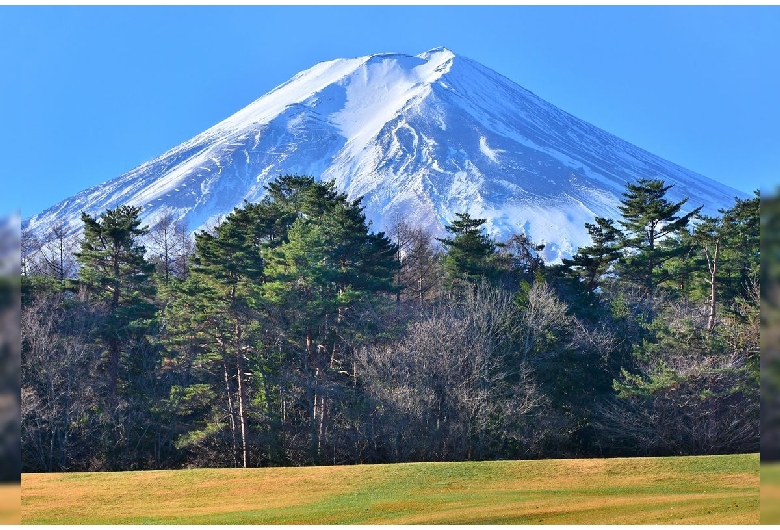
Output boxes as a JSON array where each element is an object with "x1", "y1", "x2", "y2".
[{"x1": 1, "y1": 5, "x2": 778, "y2": 218}]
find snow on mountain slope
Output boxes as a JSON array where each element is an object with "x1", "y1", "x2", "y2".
[{"x1": 23, "y1": 47, "x2": 746, "y2": 262}]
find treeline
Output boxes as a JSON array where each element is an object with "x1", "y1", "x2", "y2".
[{"x1": 20, "y1": 175, "x2": 759, "y2": 471}]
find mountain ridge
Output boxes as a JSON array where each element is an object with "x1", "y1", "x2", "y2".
[{"x1": 23, "y1": 47, "x2": 746, "y2": 262}]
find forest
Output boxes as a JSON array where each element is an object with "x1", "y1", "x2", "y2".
[{"x1": 20, "y1": 175, "x2": 760, "y2": 471}]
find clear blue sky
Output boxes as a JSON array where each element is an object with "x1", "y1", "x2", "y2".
[{"x1": 2, "y1": 5, "x2": 778, "y2": 219}]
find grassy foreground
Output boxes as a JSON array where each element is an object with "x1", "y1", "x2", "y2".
[{"x1": 23, "y1": 453, "x2": 758, "y2": 524}]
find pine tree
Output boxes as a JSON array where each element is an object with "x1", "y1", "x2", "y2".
[
  {"x1": 437, "y1": 213, "x2": 499, "y2": 288},
  {"x1": 75, "y1": 205, "x2": 155, "y2": 403},
  {"x1": 684, "y1": 192, "x2": 759, "y2": 331},
  {"x1": 616, "y1": 178, "x2": 702, "y2": 295},
  {"x1": 719, "y1": 192, "x2": 760, "y2": 305},
  {"x1": 562, "y1": 216, "x2": 621, "y2": 294},
  {"x1": 165, "y1": 204, "x2": 269, "y2": 468},
  {"x1": 261, "y1": 177, "x2": 398, "y2": 461}
]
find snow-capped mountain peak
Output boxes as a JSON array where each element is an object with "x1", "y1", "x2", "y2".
[{"x1": 23, "y1": 48, "x2": 745, "y2": 262}]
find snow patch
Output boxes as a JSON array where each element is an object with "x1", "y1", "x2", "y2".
[{"x1": 479, "y1": 136, "x2": 503, "y2": 163}]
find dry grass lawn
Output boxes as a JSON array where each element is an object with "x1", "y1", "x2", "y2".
[{"x1": 22, "y1": 453, "x2": 758, "y2": 524}]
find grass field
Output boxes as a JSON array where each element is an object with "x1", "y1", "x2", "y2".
[
  {"x1": 22, "y1": 453, "x2": 758, "y2": 524},
  {"x1": 762, "y1": 462, "x2": 780, "y2": 524}
]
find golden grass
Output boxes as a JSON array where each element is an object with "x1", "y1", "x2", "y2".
[{"x1": 22, "y1": 453, "x2": 759, "y2": 524}]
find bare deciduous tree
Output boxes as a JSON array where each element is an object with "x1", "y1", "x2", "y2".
[
  {"x1": 21, "y1": 292, "x2": 100, "y2": 471},
  {"x1": 145, "y1": 211, "x2": 194, "y2": 281},
  {"x1": 357, "y1": 282, "x2": 545, "y2": 462},
  {"x1": 391, "y1": 220, "x2": 442, "y2": 305},
  {"x1": 596, "y1": 298, "x2": 759, "y2": 456},
  {"x1": 516, "y1": 281, "x2": 573, "y2": 361}
]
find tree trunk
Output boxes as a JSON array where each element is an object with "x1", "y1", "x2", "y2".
[
  {"x1": 108, "y1": 336, "x2": 120, "y2": 405},
  {"x1": 235, "y1": 314, "x2": 248, "y2": 468},
  {"x1": 163, "y1": 233, "x2": 170, "y2": 283},
  {"x1": 311, "y1": 369, "x2": 320, "y2": 463},
  {"x1": 236, "y1": 358, "x2": 248, "y2": 468},
  {"x1": 306, "y1": 329, "x2": 320, "y2": 461},
  {"x1": 108, "y1": 247, "x2": 122, "y2": 404},
  {"x1": 223, "y1": 358, "x2": 238, "y2": 468},
  {"x1": 647, "y1": 222, "x2": 656, "y2": 295},
  {"x1": 318, "y1": 393, "x2": 326, "y2": 459},
  {"x1": 707, "y1": 241, "x2": 720, "y2": 331}
]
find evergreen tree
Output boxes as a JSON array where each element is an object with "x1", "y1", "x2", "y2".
[
  {"x1": 497, "y1": 233, "x2": 546, "y2": 285},
  {"x1": 684, "y1": 193, "x2": 759, "y2": 331},
  {"x1": 74, "y1": 205, "x2": 156, "y2": 403},
  {"x1": 437, "y1": 213, "x2": 499, "y2": 288},
  {"x1": 562, "y1": 216, "x2": 621, "y2": 295},
  {"x1": 161, "y1": 176, "x2": 399, "y2": 466},
  {"x1": 71, "y1": 205, "x2": 162, "y2": 469},
  {"x1": 616, "y1": 178, "x2": 702, "y2": 295},
  {"x1": 719, "y1": 192, "x2": 760, "y2": 305},
  {"x1": 262, "y1": 177, "x2": 398, "y2": 462},
  {"x1": 164, "y1": 203, "x2": 269, "y2": 468}
]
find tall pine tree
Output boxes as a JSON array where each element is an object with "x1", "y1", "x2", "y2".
[
  {"x1": 262, "y1": 176, "x2": 398, "y2": 462},
  {"x1": 75, "y1": 205, "x2": 156, "y2": 403},
  {"x1": 164, "y1": 203, "x2": 270, "y2": 468},
  {"x1": 616, "y1": 178, "x2": 702, "y2": 295}
]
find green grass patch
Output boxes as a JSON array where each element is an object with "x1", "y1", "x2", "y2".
[{"x1": 23, "y1": 454, "x2": 759, "y2": 524}]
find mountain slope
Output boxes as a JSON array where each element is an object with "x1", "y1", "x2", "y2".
[{"x1": 23, "y1": 47, "x2": 745, "y2": 261}]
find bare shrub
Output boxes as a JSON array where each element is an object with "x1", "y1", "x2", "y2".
[
  {"x1": 357, "y1": 282, "x2": 545, "y2": 462},
  {"x1": 596, "y1": 348, "x2": 758, "y2": 456}
]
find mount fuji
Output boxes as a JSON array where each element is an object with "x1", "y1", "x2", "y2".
[{"x1": 23, "y1": 47, "x2": 746, "y2": 262}]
